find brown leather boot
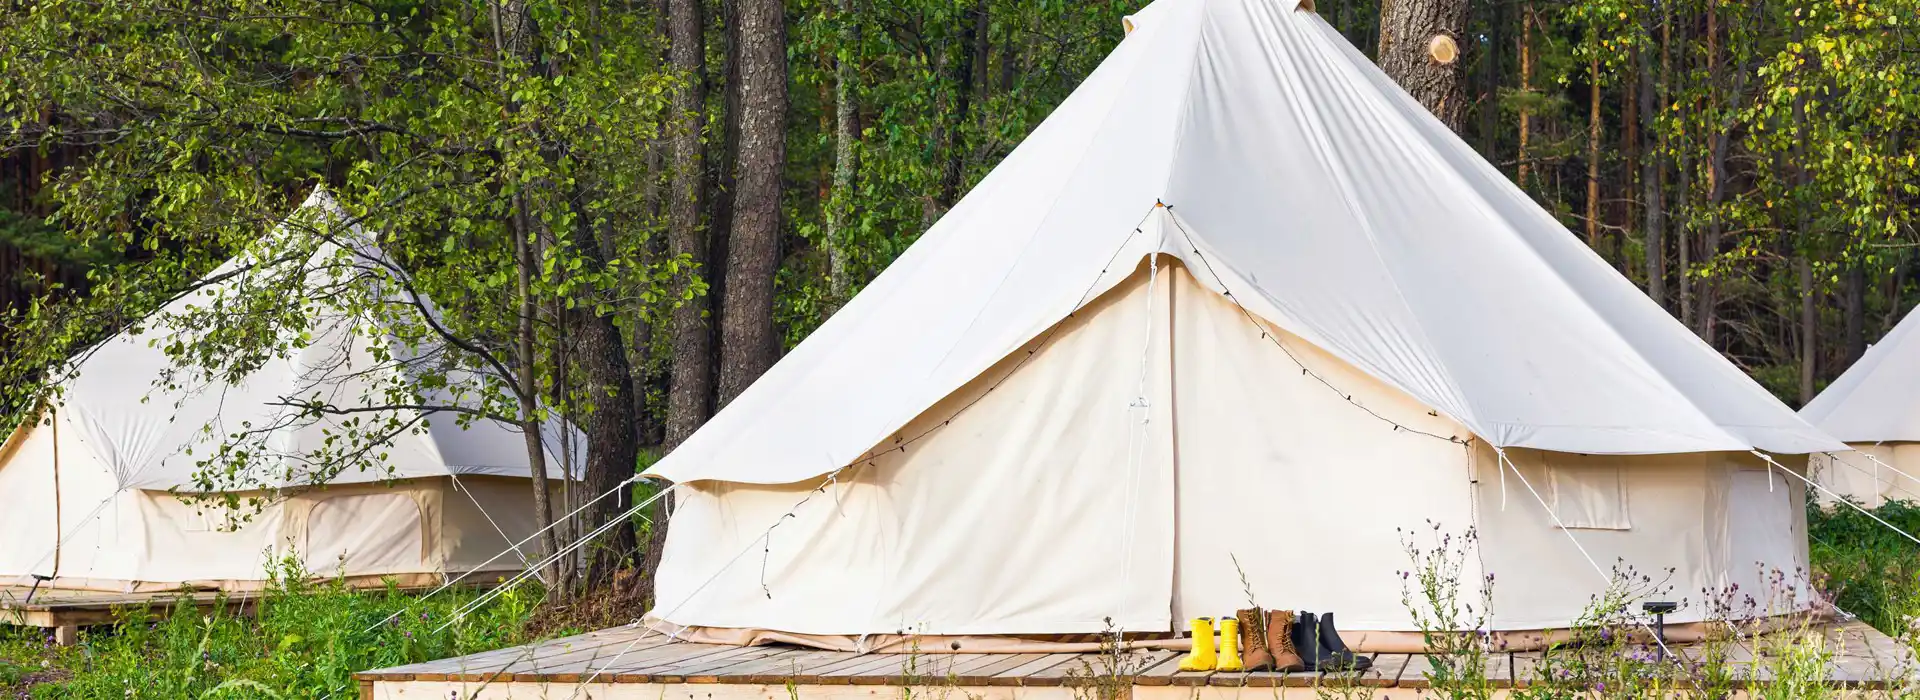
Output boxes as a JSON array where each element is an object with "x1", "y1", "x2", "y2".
[
  {"x1": 1266, "y1": 610, "x2": 1307, "y2": 672},
  {"x1": 1235, "y1": 608, "x2": 1274, "y2": 671}
]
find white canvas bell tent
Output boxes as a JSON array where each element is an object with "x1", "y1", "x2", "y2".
[
  {"x1": 0, "y1": 190, "x2": 579, "y2": 593},
  {"x1": 641, "y1": 0, "x2": 1843, "y2": 651},
  {"x1": 1801, "y1": 307, "x2": 1920, "y2": 508}
]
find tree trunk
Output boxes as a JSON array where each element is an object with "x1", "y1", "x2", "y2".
[
  {"x1": 1621, "y1": 54, "x2": 1638, "y2": 278},
  {"x1": 1586, "y1": 57, "x2": 1601, "y2": 252},
  {"x1": 935, "y1": 0, "x2": 989, "y2": 215},
  {"x1": 716, "y1": 0, "x2": 789, "y2": 407},
  {"x1": 1516, "y1": 6, "x2": 1532, "y2": 185},
  {"x1": 1798, "y1": 256, "x2": 1817, "y2": 405},
  {"x1": 493, "y1": 0, "x2": 561, "y2": 595},
  {"x1": 708, "y1": 0, "x2": 743, "y2": 369},
  {"x1": 1376, "y1": 0, "x2": 1470, "y2": 132},
  {"x1": 1792, "y1": 20, "x2": 1814, "y2": 406},
  {"x1": 1638, "y1": 39, "x2": 1665, "y2": 308},
  {"x1": 664, "y1": 0, "x2": 713, "y2": 450},
  {"x1": 1675, "y1": 13, "x2": 1692, "y2": 332},
  {"x1": 511, "y1": 193, "x2": 562, "y2": 592},
  {"x1": 1845, "y1": 261, "x2": 1866, "y2": 367},
  {"x1": 566, "y1": 289, "x2": 642, "y2": 586},
  {"x1": 1476, "y1": 0, "x2": 1501, "y2": 159},
  {"x1": 824, "y1": 0, "x2": 860, "y2": 316},
  {"x1": 1697, "y1": 4, "x2": 1729, "y2": 346}
]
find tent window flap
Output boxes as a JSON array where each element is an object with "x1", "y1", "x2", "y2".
[{"x1": 1547, "y1": 458, "x2": 1630, "y2": 530}]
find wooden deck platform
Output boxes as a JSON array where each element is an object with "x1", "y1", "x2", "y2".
[
  {"x1": 0, "y1": 585, "x2": 259, "y2": 645},
  {"x1": 356, "y1": 619, "x2": 1920, "y2": 699}
]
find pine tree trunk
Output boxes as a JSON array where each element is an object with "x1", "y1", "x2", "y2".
[
  {"x1": 1621, "y1": 56, "x2": 1638, "y2": 278},
  {"x1": 1516, "y1": 6, "x2": 1532, "y2": 185},
  {"x1": 1697, "y1": 3, "x2": 1728, "y2": 346},
  {"x1": 1476, "y1": 0, "x2": 1501, "y2": 159},
  {"x1": 664, "y1": 0, "x2": 713, "y2": 450},
  {"x1": 716, "y1": 0, "x2": 788, "y2": 408},
  {"x1": 1639, "y1": 38, "x2": 1665, "y2": 308},
  {"x1": 565, "y1": 274, "x2": 642, "y2": 586},
  {"x1": 708, "y1": 0, "x2": 742, "y2": 358},
  {"x1": 935, "y1": 0, "x2": 989, "y2": 214},
  {"x1": 1376, "y1": 0, "x2": 1469, "y2": 132},
  {"x1": 824, "y1": 0, "x2": 860, "y2": 316},
  {"x1": 1798, "y1": 256, "x2": 1817, "y2": 405},
  {"x1": 1586, "y1": 58, "x2": 1601, "y2": 253},
  {"x1": 1845, "y1": 261, "x2": 1866, "y2": 366}
]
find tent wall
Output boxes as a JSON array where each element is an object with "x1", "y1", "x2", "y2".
[
  {"x1": 0, "y1": 413, "x2": 73, "y2": 583},
  {"x1": 655, "y1": 264, "x2": 1176, "y2": 635},
  {"x1": 1477, "y1": 449, "x2": 1811, "y2": 629},
  {"x1": 1, "y1": 411, "x2": 540, "y2": 591},
  {"x1": 1811, "y1": 445, "x2": 1920, "y2": 508},
  {"x1": 1166, "y1": 265, "x2": 1478, "y2": 631},
  {"x1": 652, "y1": 261, "x2": 1815, "y2": 641},
  {"x1": 440, "y1": 475, "x2": 550, "y2": 573}
]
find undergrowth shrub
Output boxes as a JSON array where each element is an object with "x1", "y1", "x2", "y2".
[{"x1": 1808, "y1": 497, "x2": 1920, "y2": 636}]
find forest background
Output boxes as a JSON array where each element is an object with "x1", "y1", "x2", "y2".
[{"x1": 1, "y1": 0, "x2": 1918, "y2": 594}]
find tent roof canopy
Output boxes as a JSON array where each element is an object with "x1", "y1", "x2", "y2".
[
  {"x1": 42, "y1": 190, "x2": 580, "y2": 491},
  {"x1": 1801, "y1": 306, "x2": 1920, "y2": 443},
  {"x1": 647, "y1": 0, "x2": 1839, "y2": 486}
]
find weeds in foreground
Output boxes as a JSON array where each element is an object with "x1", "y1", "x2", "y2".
[
  {"x1": 1063, "y1": 618, "x2": 1154, "y2": 700},
  {"x1": 1400, "y1": 516, "x2": 1920, "y2": 699},
  {"x1": 0, "y1": 556, "x2": 550, "y2": 699},
  {"x1": 1400, "y1": 522, "x2": 1498, "y2": 700}
]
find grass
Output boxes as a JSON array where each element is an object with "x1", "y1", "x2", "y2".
[
  {"x1": 1808, "y1": 497, "x2": 1920, "y2": 636},
  {"x1": 0, "y1": 558, "x2": 554, "y2": 699}
]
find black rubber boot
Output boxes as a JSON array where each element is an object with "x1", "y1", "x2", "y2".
[
  {"x1": 1315, "y1": 612, "x2": 1374, "y2": 671},
  {"x1": 1290, "y1": 612, "x2": 1337, "y2": 672}
]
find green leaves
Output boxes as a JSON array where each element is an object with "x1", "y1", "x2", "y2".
[{"x1": 0, "y1": 0, "x2": 675, "y2": 496}]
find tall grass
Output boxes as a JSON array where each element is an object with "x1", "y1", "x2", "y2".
[
  {"x1": 1808, "y1": 498, "x2": 1920, "y2": 636},
  {"x1": 1, "y1": 557, "x2": 548, "y2": 699}
]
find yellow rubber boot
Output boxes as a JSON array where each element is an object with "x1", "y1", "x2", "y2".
[
  {"x1": 1216, "y1": 617, "x2": 1245, "y2": 671},
  {"x1": 1179, "y1": 617, "x2": 1217, "y2": 671}
]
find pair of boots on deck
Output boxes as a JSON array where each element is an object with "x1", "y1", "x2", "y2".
[{"x1": 1178, "y1": 610, "x2": 1373, "y2": 673}]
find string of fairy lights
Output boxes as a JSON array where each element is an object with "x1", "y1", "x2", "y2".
[{"x1": 1161, "y1": 203, "x2": 1472, "y2": 446}]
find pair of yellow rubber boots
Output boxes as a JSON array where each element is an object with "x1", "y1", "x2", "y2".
[{"x1": 1177, "y1": 617, "x2": 1245, "y2": 672}]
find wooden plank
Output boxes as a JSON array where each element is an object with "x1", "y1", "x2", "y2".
[
  {"x1": 679, "y1": 646, "x2": 796, "y2": 682},
  {"x1": 953, "y1": 653, "x2": 1046, "y2": 685},
  {"x1": 614, "y1": 644, "x2": 756, "y2": 680},
  {"x1": 1398, "y1": 654, "x2": 1432, "y2": 688},
  {"x1": 504, "y1": 632, "x2": 689, "y2": 677},
  {"x1": 369, "y1": 626, "x2": 663, "y2": 678},
  {"x1": 1026, "y1": 652, "x2": 1116, "y2": 685},
  {"x1": 821, "y1": 653, "x2": 916, "y2": 681},
  {"x1": 990, "y1": 653, "x2": 1082, "y2": 686},
  {"x1": 780, "y1": 651, "x2": 885, "y2": 684},
  {"x1": 731, "y1": 649, "x2": 859, "y2": 683},
  {"x1": 1355, "y1": 653, "x2": 1411, "y2": 688},
  {"x1": 848, "y1": 653, "x2": 989, "y2": 686},
  {"x1": 1510, "y1": 652, "x2": 1549, "y2": 688},
  {"x1": 1132, "y1": 652, "x2": 1187, "y2": 686},
  {"x1": 1486, "y1": 652, "x2": 1515, "y2": 687}
]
